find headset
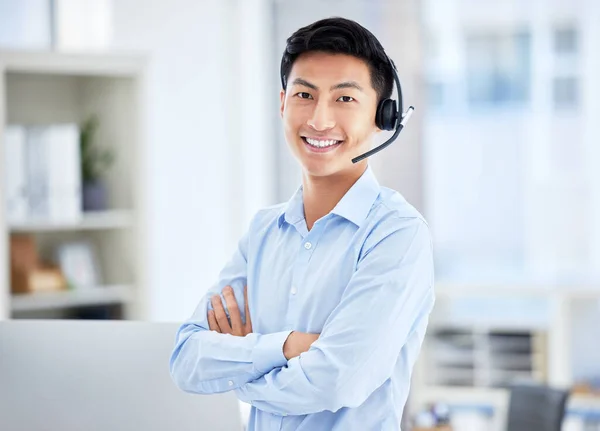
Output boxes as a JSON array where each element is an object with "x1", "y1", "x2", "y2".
[
  {"x1": 280, "y1": 54, "x2": 414, "y2": 164},
  {"x1": 353, "y1": 56, "x2": 414, "y2": 163}
]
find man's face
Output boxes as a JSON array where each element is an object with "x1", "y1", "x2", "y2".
[{"x1": 280, "y1": 52, "x2": 380, "y2": 178}]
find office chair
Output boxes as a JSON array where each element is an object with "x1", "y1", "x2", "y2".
[{"x1": 506, "y1": 383, "x2": 570, "y2": 431}]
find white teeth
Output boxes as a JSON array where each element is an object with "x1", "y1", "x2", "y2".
[{"x1": 305, "y1": 138, "x2": 340, "y2": 148}]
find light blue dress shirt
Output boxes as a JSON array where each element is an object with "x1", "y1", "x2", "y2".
[{"x1": 170, "y1": 165, "x2": 435, "y2": 431}]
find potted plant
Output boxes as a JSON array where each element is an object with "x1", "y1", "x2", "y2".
[{"x1": 80, "y1": 115, "x2": 115, "y2": 211}]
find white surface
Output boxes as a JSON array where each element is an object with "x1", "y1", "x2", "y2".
[
  {"x1": 9, "y1": 209, "x2": 134, "y2": 232},
  {"x1": 435, "y1": 282, "x2": 600, "y2": 299},
  {"x1": 236, "y1": 0, "x2": 277, "y2": 226},
  {"x1": 0, "y1": 56, "x2": 6, "y2": 319},
  {"x1": 0, "y1": 0, "x2": 51, "y2": 49},
  {"x1": 582, "y1": 0, "x2": 600, "y2": 306},
  {"x1": 0, "y1": 320, "x2": 243, "y2": 431},
  {"x1": 0, "y1": 49, "x2": 144, "y2": 76},
  {"x1": 54, "y1": 0, "x2": 112, "y2": 51},
  {"x1": 111, "y1": 0, "x2": 275, "y2": 321},
  {"x1": 10, "y1": 284, "x2": 134, "y2": 312}
]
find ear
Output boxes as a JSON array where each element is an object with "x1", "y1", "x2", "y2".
[{"x1": 280, "y1": 89, "x2": 286, "y2": 118}]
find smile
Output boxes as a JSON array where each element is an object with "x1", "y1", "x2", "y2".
[{"x1": 302, "y1": 136, "x2": 343, "y2": 153}]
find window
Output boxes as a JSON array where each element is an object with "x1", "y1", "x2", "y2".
[
  {"x1": 552, "y1": 25, "x2": 579, "y2": 109},
  {"x1": 553, "y1": 76, "x2": 579, "y2": 108},
  {"x1": 465, "y1": 31, "x2": 531, "y2": 107},
  {"x1": 554, "y1": 26, "x2": 578, "y2": 55}
]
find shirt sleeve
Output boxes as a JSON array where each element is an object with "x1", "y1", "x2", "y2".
[
  {"x1": 169, "y1": 214, "x2": 293, "y2": 395},
  {"x1": 235, "y1": 217, "x2": 435, "y2": 415}
]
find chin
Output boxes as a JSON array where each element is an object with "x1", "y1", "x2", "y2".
[
  {"x1": 301, "y1": 157, "x2": 356, "y2": 179},
  {"x1": 304, "y1": 166, "x2": 337, "y2": 178}
]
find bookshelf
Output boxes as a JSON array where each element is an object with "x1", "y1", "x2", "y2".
[{"x1": 0, "y1": 50, "x2": 147, "y2": 320}]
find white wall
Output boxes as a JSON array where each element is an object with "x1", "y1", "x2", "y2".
[
  {"x1": 111, "y1": 0, "x2": 274, "y2": 321},
  {"x1": 234, "y1": 0, "x2": 278, "y2": 224}
]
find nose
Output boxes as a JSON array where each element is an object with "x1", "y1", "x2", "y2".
[{"x1": 307, "y1": 99, "x2": 335, "y2": 131}]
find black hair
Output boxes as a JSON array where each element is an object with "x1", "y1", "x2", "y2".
[{"x1": 280, "y1": 17, "x2": 394, "y2": 103}]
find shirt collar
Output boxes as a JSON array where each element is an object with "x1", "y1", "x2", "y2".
[
  {"x1": 278, "y1": 185, "x2": 305, "y2": 228},
  {"x1": 277, "y1": 165, "x2": 381, "y2": 229}
]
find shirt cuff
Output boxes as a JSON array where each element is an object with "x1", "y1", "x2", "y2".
[{"x1": 252, "y1": 330, "x2": 293, "y2": 374}]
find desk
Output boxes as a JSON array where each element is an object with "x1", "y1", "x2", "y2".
[{"x1": 0, "y1": 320, "x2": 244, "y2": 431}]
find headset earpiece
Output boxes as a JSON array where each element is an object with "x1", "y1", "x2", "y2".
[
  {"x1": 375, "y1": 98, "x2": 398, "y2": 131},
  {"x1": 351, "y1": 55, "x2": 414, "y2": 163}
]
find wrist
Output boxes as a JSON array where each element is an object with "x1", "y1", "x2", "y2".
[
  {"x1": 283, "y1": 331, "x2": 296, "y2": 360},
  {"x1": 254, "y1": 330, "x2": 293, "y2": 373}
]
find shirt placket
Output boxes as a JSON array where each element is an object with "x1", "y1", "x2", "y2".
[{"x1": 285, "y1": 220, "x2": 323, "y2": 328}]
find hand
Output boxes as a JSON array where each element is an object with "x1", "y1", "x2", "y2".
[
  {"x1": 208, "y1": 285, "x2": 252, "y2": 337},
  {"x1": 283, "y1": 331, "x2": 320, "y2": 360}
]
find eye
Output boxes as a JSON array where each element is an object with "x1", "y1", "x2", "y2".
[
  {"x1": 337, "y1": 96, "x2": 354, "y2": 102},
  {"x1": 296, "y1": 92, "x2": 313, "y2": 99}
]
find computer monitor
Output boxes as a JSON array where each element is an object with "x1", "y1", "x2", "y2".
[{"x1": 0, "y1": 320, "x2": 244, "y2": 431}]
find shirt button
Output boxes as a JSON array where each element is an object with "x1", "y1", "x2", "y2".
[
  {"x1": 304, "y1": 242, "x2": 312, "y2": 250},
  {"x1": 228, "y1": 380, "x2": 234, "y2": 386},
  {"x1": 291, "y1": 286, "x2": 297, "y2": 295}
]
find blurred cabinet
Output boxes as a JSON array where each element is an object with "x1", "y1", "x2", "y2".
[
  {"x1": 0, "y1": 50, "x2": 147, "y2": 320},
  {"x1": 410, "y1": 283, "x2": 600, "y2": 430},
  {"x1": 424, "y1": 328, "x2": 547, "y2": 388}
]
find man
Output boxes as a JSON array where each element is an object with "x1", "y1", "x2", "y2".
[{"x1": 170, "y1": 17, "x2": 434, "y2": 430}]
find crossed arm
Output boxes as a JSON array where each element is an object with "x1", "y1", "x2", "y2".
[
  {"x1": 170, "y1": 218, "x2": 434, "y2": 415},
  {"x1": 169, "y1": 224, "x2": 320, "y2": 396},
  {"x1": 207, "y1": 285, "x2": 319, "y2": 361}
]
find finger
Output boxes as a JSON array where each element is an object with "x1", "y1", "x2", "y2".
[
  {"x1": 244, "y1": 286, "x2": 252, "y2": 330},
  {"x1": 207, "y1": 309, "x2": 220, "y2": 332},
  {"x1": 222, "y1": 286, "x2": 243, "y2": 335},
  {"x1": 211, "y1": 294, "x2": 232, "y2": 334}
]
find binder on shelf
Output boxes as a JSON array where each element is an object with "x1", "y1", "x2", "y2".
[
  {"x1": 47, "y1": 124, "x2": 82, "y2": 222},
  {"x1": 25, "y1": 126, "x2": 50, "y2": 219},
  {"x1": 4, "y1": 125, "x2": 28, "y2": 223},
  {"x1": 4, "y1": 123, "x2": 82, "y2": 223}
]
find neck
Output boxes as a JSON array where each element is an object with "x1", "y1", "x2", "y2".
[{"x1": 302, "y1": 163, "x2": 368, "y2": 231}]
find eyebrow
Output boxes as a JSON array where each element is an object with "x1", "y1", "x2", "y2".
[
  {"x1": 291, "y1": 78, "x2": 364, "y2": 92},
  {"x1": 331, "y1": 81, "x2": 364, "y2": 92}
]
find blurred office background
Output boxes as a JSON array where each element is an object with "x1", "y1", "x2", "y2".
[{"x1": 1, "y1": 0, "x2": 599, "y2": 430}]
